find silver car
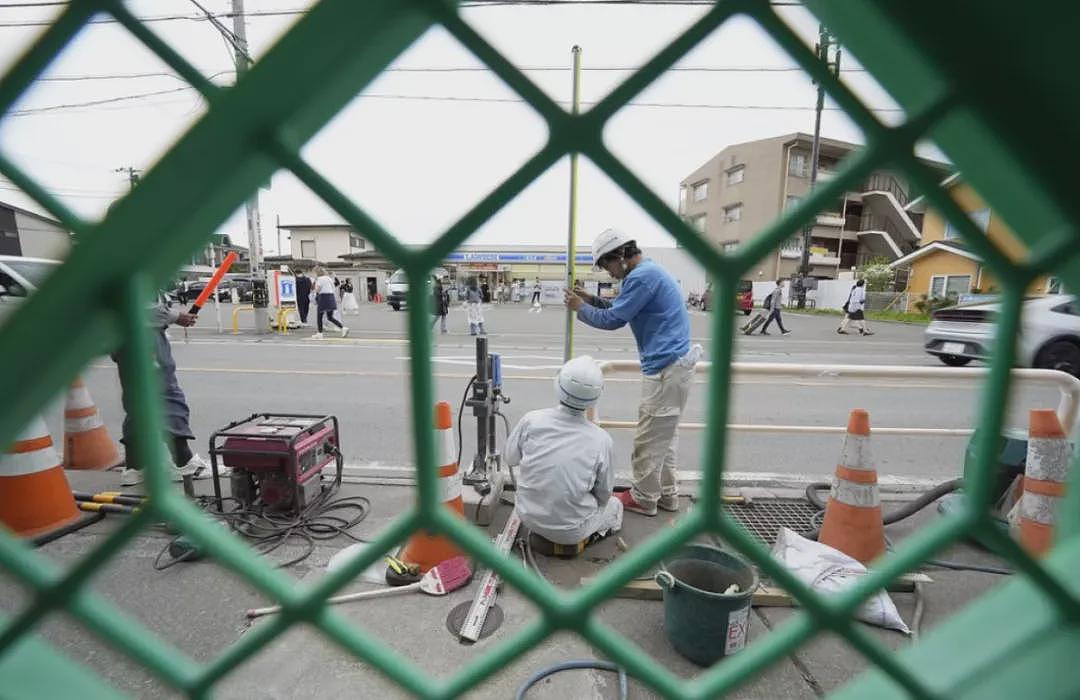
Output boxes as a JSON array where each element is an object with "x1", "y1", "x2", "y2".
[
  {"x1": 0, "y1": 255, "x2": 60, "y2": 325},
  {"x1": 924, "y1": 295, "x2": 1080, "y2": 376}
]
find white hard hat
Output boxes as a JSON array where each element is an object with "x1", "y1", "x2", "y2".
[
  {"x1": 555, "y1": 356, "x2": 604, "y2": 410},
  {"x1": 591, "y1": 228, "x2": 634, "y2": 268}
]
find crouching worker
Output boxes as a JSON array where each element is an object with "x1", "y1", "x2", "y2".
[{"x1": 504, "y1": 356, "x2": 623, "y2": 557}]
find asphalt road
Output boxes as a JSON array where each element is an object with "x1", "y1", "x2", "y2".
[{"x1": 61, "y1": 302, "x2": 1068, "y2": 484}]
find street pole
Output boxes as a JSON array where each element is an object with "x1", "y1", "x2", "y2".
[
  {"x1": 231, "y1": 0, "x2": 267, "y2": 333},
  {"x1": 115, "y1": 166, "x2": 140, "y2": 190},
  {"x1": 795, "y1": 24, "x2": 840, "y2": 308},
  {"x1": 563, "y1": 45, "x2": 582, "y2": 363}
]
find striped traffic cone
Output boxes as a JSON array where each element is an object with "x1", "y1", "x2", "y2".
[
  {"x1": 1018, "y1": 409, "x2": 1072, "y2": 556},
  {"x1": 818, "y1": 409, "x2": 886, "y2": 565},
  {"x1": 0, "y1": 416, "x2": 80, "y2": 538},
  {"x1": 63, "y1": 377, "x2": 121, "y2": 470},
  {"x1": 399, "y1": 401, "x2": 465, "y2": 572}
]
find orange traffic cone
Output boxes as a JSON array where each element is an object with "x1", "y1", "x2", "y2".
[
  {"x1": 63, "y1": 377, "x2": 121, "y2": 470},
  {"x1": 0, "y1": 416, "x2": 80, "y2": 538},
  {"x1": 818, "y1": 409, "x2": 886, "y2": 565},
  {"x1": 400, "y1": 401, "x2": 465, "y2": 572},
  {"x1": 1018, "y1": 409, "x2": 1071, "y2": 556}
]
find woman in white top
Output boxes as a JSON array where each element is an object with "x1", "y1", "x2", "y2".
[
  {"x1": 837, "y1": 278, "x2": 873, "y2": 336},
  {"x1": 312, "y1": 267, "x2": 348, "y2": 339}
]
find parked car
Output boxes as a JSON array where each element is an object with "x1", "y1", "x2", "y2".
[
  {"x1": 385, "y1": 267, "x2": 447, "y2": 311},
  {"x1": 0, "y1": 255, "x2": 60, "y2": 326},
  {"x1": 736, "y1": 279, "x2": 753, "y2": 315},
  {"x1": 924, "y1": 295, "x2": 1080, "y2": 376},
  {"x1": 184, "y1": 279, "x2": 232, "y2": 303}
]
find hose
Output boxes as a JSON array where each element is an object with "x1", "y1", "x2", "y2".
[
  {"x1": 515, "y1": 660, "x2": 627, "y2": 700},
  {"x1": 806, "y1": 479, "x2": 1013, "y2": 575},
  {"x1": 803, "y1": 478, "x2": 962, "y2": 539}
]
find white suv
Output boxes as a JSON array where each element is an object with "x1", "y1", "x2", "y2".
[
  {"x1": 0, "y1": 255, "x2": 60, "y2": 325},
  {"x1": 924, "y1": 295, "x2": 1080, "y2": 377}
]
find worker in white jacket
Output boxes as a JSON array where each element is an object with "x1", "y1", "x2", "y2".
[
  {"x1": 504, "y1": 356, "x2": 623, "y2": 554},
  {"x1": 838, "y1": 278, "x2": 874, "y2": 335}
]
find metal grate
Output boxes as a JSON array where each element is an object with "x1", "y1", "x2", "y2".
[{"x1": 727, "y1": 500, "x2": 820, "y2": 547}]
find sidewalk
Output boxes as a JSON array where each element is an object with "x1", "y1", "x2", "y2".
[{"x1": 5, "y1": 469, "x2": 1011, "y2": 699}]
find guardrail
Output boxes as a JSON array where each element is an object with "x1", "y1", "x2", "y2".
[{"x1": 594, "y1": 361, "x2": 1080, "y2": 437}]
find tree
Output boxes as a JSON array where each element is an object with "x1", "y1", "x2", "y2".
[{"x1": 858, "y1": 256, "x2": 896, "y2": 292}]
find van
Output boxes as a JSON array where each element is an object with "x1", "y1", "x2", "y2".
[{"x1": 386, "y1": 267, "x2": 448, "y2": 311}]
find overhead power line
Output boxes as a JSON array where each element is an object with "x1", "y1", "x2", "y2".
[{"x1": 4, "y1": 85, "x2": 901, "y2": 116}]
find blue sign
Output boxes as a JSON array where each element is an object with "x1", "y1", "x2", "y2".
[{"x1": 444, "y1": 251, "x2": 593, "y2": 264}]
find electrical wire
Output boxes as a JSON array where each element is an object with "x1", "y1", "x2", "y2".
[
  {"x1": 153, "y1": 486, "x2": 372, "y2": 571},
  {"x1": 515, "y1": 660, "x2": 628, "y2": 700}
]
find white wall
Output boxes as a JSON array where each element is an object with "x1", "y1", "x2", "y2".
[
  {"x1": 645, "y1": 246, "x2": 708, "y2": 297},
  {"x1": 752, "y1": 279, "x2": 855, "y2": 309},
  {"x1": 289, "y1": 228, "x2": 366, "y2": 263},
  {"x1": 15, "y1": 211, "x2": 70, "y2": 260}
]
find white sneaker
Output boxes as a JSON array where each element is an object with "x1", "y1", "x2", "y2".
[
  {"x1": 120, "y1": 468, "x2": 144, "y2": 486},
  {"x1": 340, "y1": 326, "x2": 349, "y2": 337},
  {"x1": 311, "y1": 332, "x2": 324, "y2": 340}
]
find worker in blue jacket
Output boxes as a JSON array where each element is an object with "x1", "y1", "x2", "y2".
[{"x1": 564, "y1": 228, "x2": 702, "y2": 516}]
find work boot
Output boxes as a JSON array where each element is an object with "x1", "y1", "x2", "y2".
[
  {"x1": 616, "y1": 489, "x2": 657, "y2": 517},
  {"x1": 658, "y1": 494, "x2": 680, "y2": 512}
]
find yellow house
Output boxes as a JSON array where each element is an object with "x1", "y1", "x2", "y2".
[{"x1": 892, "y1": 174, "x2": 1059, "y2": 311}]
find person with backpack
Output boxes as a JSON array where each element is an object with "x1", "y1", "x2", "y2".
[
  {"x1": 759, "y1": 280, "x2": 791, "y2": 335},
  {"x1": 838, "y1": 278, "x2": 873, "y2": 335}
]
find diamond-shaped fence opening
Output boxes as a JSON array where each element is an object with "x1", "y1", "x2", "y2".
[{"x1": 1, "y1": 0, "x2": 1079, "y2": 698}]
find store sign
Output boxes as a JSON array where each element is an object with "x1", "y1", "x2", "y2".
[{"x1": 445, "y1": 251, "x2": 593, "y2": 264}]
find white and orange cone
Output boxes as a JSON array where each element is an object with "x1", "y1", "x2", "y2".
[
  {"x1": 0, "y1": 416, "x2": 80, "y2": 538},
  {"x1": 818, "y1": 409, "x2": 886, "y2": 565},
  {"x1": 1018, "y1": 409, "x2": 1072, "y2": 556},
  {"x1": 63, "y1": 377, "x2": 120, "y2": 470},
  {"x1": 400, "y1": 402, "x2": 466, "y2": 572}
]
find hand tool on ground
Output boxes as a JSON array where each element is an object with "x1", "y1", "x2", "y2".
[
  {"x1": 384, "y1": 555, "x2": 421, "y2": 586},
  {"x1": 73, "y1": 491, "x2": 146, "y2": 507},
  {"x1": 245, "y1": 556, "x2": 473, "y2": 619},
  {"x1": 459, "y1": 510, "x2": 520, "y2": 642}
]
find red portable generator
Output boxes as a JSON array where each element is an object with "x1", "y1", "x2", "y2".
[{"x1": 208, "y1": 414, "x2": 342, "y2": 514}]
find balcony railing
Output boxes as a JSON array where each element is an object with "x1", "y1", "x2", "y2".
[{"x1": 862, "y1": 173, "x2": 909, "y2": 207}]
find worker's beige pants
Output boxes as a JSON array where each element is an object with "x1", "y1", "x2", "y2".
[{"x1": 630, "y1": 356, "x2": 697, "y2": 507}]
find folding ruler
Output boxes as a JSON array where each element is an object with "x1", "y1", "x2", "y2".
[{"x1": 459, "y1": 510, "x2": 520, "y2": 642}]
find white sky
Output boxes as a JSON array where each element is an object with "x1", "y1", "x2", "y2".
[{"x1": 0, "y1": 1, "x2": 940, "y2": 256}]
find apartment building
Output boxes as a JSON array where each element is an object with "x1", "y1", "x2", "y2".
[{"x1": 678, "y1": 133, "x2": 948, "y2": 280}]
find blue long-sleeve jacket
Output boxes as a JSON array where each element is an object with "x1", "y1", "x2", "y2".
[{"x1": 576, "y1": 259, "x2": 690, "y2": 375}]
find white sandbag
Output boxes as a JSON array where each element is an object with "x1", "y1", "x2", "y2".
[{"x1": 771, "y1": 527, "x2": 910, "y2": 634}]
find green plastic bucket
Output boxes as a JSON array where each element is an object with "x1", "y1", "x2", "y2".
[{"x1": 655, "y1": 544, "x2": 758, "y2": 666}]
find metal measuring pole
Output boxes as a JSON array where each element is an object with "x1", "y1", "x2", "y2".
[{"x1": 563, "y1": 45, "x2": 582, "y2": 363}]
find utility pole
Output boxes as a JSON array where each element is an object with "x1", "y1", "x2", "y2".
[
  {"x1": 115, "y1": 166, "x2": 141, "y2": 190},
  {"x1": 795, "y1": 24, "x2": 841, "y2": 308},
  {"x1": 230, "y1": 0, "x2": 267, "y2": 333},
  {"x1": 563, "y1": 45, "x2": 582, "y2": 363}
]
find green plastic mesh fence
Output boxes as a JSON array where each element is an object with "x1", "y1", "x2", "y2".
[{"x1": 1, "y1": 1, "x2": 1079, "y2": 698}]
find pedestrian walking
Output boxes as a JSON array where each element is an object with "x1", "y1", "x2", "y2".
[
  {"x1": 113, "y1": 291, "x2": 224, "y2": 486},
  {"x1": 465, "y1": 278, "x2": 486, "y2": 335},
  {"x1": 312, "y1": 267, "x2": 349, "y2": 339},
  {"x1": 530, "y1": 277, "x2": 543, "y2": 313},
  {"x1": 295, "y1": 270, "x2": 312, "y2": 326},
  {"x1": 565, "y1": 228, "x2": 702, "y2": 516},
  {"x1": 838, "y1": 278, "x2": 874, "y2": 335},
  {"x1": 340, "y1": 278, "x2": 359, "y2": 315},
  {"x1": 431, "y1": 274, "x2": 450, "y2": 334},
  {"x1": 759, "y1": 280, "x2": 791, "y2": 335}
]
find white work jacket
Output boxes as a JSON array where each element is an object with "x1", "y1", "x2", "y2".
[{"x1": 504, "y1": 405, "x2": 615, "y2": 542}]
